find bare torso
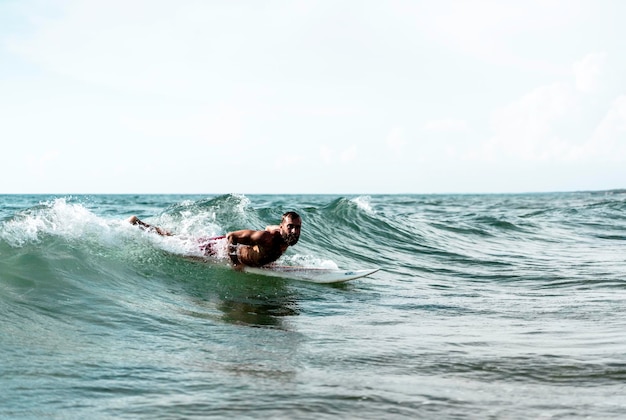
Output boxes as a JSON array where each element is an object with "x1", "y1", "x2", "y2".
[{"x1": 234, "y1": 231, "x2": 287, "y2": 267}]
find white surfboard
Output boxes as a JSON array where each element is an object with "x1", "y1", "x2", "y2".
[{"x1": 241, "y1": 265, "x2": 380, "y2": 284}]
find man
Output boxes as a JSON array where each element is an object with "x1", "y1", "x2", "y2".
[{"x1": 128, "y1": 211, "x2": 302, "y2": 268}]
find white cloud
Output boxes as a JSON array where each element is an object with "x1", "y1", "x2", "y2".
[
  {"x1": 26, "y1": 149, "x2": 60, "y2": 167},
  {"x1": 25, "y1": 150, "x2": 61, "y2": 179},
  {"x1": 121, "y1": 106, "x2": 243, "y2": 145},
  {"x1": 473, "y1": 82, "x2": 577, "y2": 162},
  {"x1": 472, "y1": 79, "x2": 626, "y2": 165},
  {"x1": 574, "y1": 52, "x2": 607, "y2": 93},
  {"x1": 274, "y1": 154, "x2": 303, "y2": 170},
  {"x1": 574, "y1": 95, "x2": 626, "y2": 162},
  {"x1": 4, "y1": 1, "x2": 310, "y2": 97},
  {"x1": 6, "y1": 1, "x2": 187, "y2": 94},
  {"x1": 320, "y1": 145, "x2": 333, "y2": 165},
  {"x1": 385, "y1": 127, "x2": 407, "y2": 154},
  {"x1": 319, "y1": 144, "x2": 358, "y2": 164},
  {"x1": 402, "y1": 0, "x2": 585, "y2": 73},
  {"x1": 423, "y1": 118, "x2": 469, "y2": 132},
  {"x1": 340, "y1": 145, "x2": 357, "y2": 162}
]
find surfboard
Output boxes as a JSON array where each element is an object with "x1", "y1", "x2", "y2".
[{"x1": 241, "y1": 265, "x2": 380, "y2": 284}]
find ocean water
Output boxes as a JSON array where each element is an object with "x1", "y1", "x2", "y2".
[{"x1": 1, "y1": 192, "x2": 625, "y2": 419}]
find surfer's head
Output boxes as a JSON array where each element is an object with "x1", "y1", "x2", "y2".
[{"x1": 280, "y1": 211, "x2": 301, "y2": 246}]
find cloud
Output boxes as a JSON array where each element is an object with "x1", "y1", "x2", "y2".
[
  {"x1": 4, "y1": 1, "x2": 397, "y2": 98},
  {"x1": 120, "y1": 106, "x2": 243, "y2": 145},
  {"x1": 340, "y1": 145, "x2": 357, "y2": 162},
  {"x1": 574, "y1": 95, "x2": 626, "y2": 162},
  {"x1": 472, "y1": 77, "x2": 626, "y2": 165},
  {"x1": 573, "y1": 52, "x2": 607, "y2": 93},
  {"x1": 402, "y1": 0, "x2": 585, "y2": 73},
  {"x1": 473, "y1": 82, "x2": 577, "y2": 162},
  {"x1": 423, "y1": 118, "x2": 469, "y2": 132},
  {"x1": 319, "y1": 144, "x2": 358, "y2": 164},
  {"x1": 274, "y1": 154, "x2": 303, "y2": 170},
  {"x1": 5, "y1": 1, "x2": 307, "y2": 97},
  {"x1": 26, "y1": 150, "x2": 61, "y2": 177},
  {"x1": 385, "y1": 127, "x2": 407, "y2": 154},
  {"x1": 286, "y1": 106, "x2": 360, "y2": 117},
  {"x1": 320, "y1": 145, "x2": 333, "y2": 165}
]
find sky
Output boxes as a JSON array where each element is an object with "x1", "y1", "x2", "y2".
[{"x1": 1, "y1": 0, "x2": 625, "y2": 195}]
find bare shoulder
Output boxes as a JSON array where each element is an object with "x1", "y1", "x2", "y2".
[
  {"x1": 229, "y1": 228, "x2": 276, "y2": 244},
  {"x1": 265, "y1": 225, "x2": 280, "y2": 233}
]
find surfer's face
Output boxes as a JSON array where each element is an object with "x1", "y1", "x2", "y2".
[{"x1": 281, "y1": 216, "x2": 301, "y2": 246}]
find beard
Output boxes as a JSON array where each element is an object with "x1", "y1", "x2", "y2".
[{"x1": 284, "y1": 233, "x2": 299, "y2": 246}]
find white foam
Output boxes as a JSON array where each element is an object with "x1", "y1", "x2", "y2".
[
  {"x1": 231, "y1": 193, "x2": 251, "y2": 215},
  {"x1": 281, "y1": 254, "x2": 339, "y2": 269},
  {"x1": 1, "y1": 198, "x2": 110, "y2": 247},
  {"x1": 0, "y1": 198, "x2": 223, "y2": 257},
  {"x1": 351, "y1": 195, "x2": 374, "y2": 214}
]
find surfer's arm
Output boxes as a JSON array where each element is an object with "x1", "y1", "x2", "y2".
[
  {"x1": 227, "y1": 229, "x2": 271, "y2": 246},
  {"x1": 128, "y1": 216, "x2": 172, "y2": 236},
  {"x1": 225, "y1": 230, "x2": 251, "y2": 266},
  {"x1": 226, "y1": 229, "x2": 273, "y2": 267}
]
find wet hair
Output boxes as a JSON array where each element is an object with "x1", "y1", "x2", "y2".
[{"x1": 282, "y1": 211, "x2": 301, "y2": 222}]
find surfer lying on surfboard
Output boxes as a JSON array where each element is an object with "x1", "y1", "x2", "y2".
[{"x1": 128, "y1": 212, "x2": 302, "y2": 269}]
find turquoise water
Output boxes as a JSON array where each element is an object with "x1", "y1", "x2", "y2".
[{"x1": 1, "y1": 193, "x2": 625, "y2": 418}]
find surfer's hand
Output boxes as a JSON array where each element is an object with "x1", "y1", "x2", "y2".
[{"x1": 228, "y1": 243, "x2": 241, "y2": 267}]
